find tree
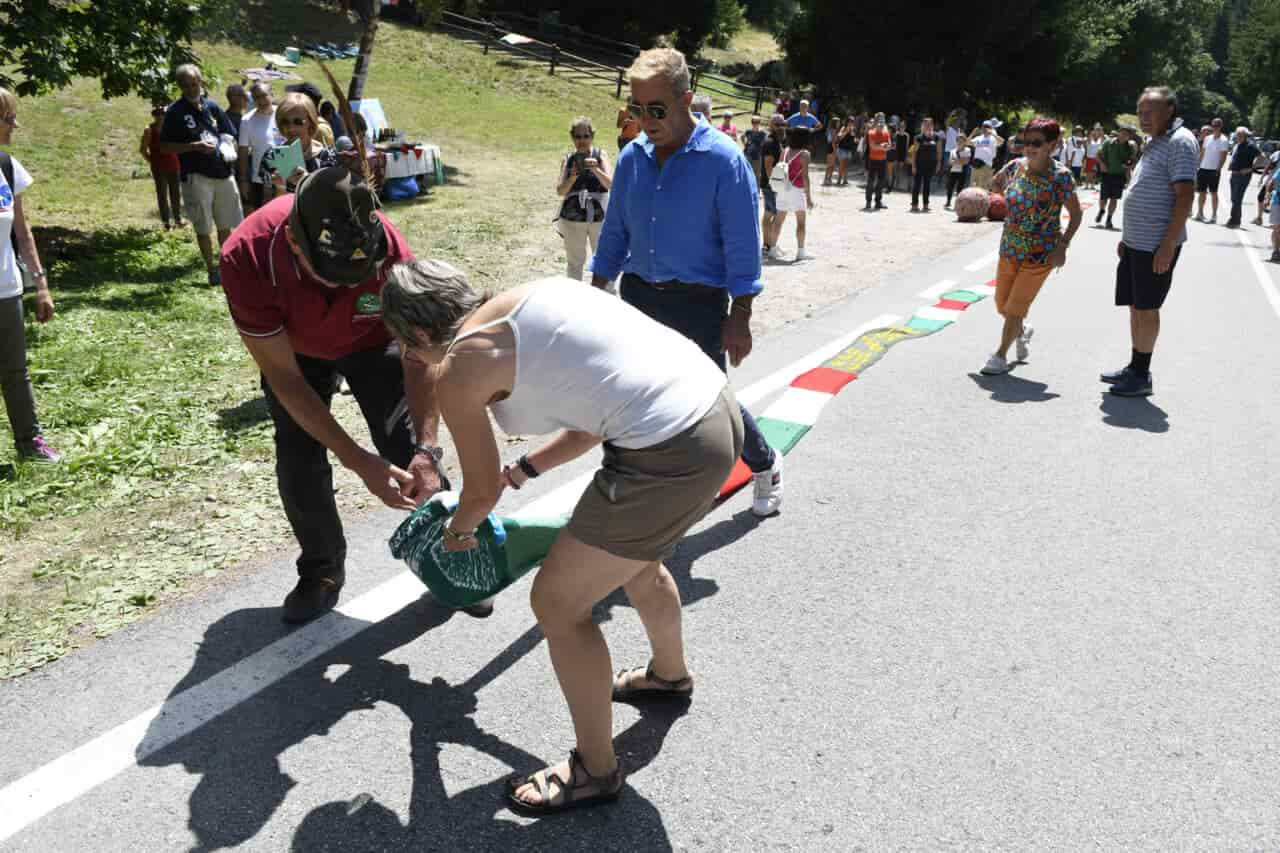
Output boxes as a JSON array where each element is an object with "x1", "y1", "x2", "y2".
[
  {"x1": 0, "y1": 0, "x2": 199, "y2": 102},
  {"x1": 781, "y1": 0, "x2": 1225, "y2": 127},
  {"x1": 344, "y1": 0, "x2": 381, "y2": 101},
  {"x1": 1229, "y1": 0, "x2": 1280, "y2": 127}
]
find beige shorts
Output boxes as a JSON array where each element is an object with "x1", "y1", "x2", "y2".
[
  {"x1": 183, "y1": 173, "x2": 244, "y2": 235},
  {"x1": 568, "y1": 385, "x2": 744, "y2": 562}
]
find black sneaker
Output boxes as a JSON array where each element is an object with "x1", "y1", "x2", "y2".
[
  {"x1": 875, "y1": 202, "x2": 886, "y2": 210},
  {"x1": 1100, "y1": 366, "x2": 1132, "y2": 384},
  {"x1": 1095, "y1": 209, "x2": 1104, "y2": 223},
  {"x1": 1270, "y1": 251, "x2": 1280, "y2": 264},
  {"x1": 1105, "y1": 218, "x2": 1114, "y2": 230},
  {"x1": 282, "y1": 572, "x2": 345, "y2": 623},
  {"x1": 1109, "y1": 371, "x2": 1153, "y2": 397}
]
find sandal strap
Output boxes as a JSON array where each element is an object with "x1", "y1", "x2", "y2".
[
  {"x1": 567, "y1": 749, "x2": 622, "y2": 803},
  {"x1": 643, "y1": 661, "x2": 692, "y2": 691}
]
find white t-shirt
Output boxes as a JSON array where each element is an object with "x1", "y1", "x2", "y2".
[
  {"x1": 1086, "y1": 138, "x2": 1104, "y2": 158},
  {"x1": 973, "y1": 134, "x2": 998, "y2": 166},
  {"x1": 0, "y1": 155, "x2": 33, "y2": 300},
  {"x1": 1064, "y1": 137, "x2": 1086, "y2": 167},
  {"x1": 1200, "y1": 134, "x2": 1231, "y2": 170},
  {"x1": 945, "y1": 126, "x2": 959, "y2": 153},
  {"x1": 238, "y1": 107, "x2": 282, "y2": 184}
]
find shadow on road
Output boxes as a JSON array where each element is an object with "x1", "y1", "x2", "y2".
[
  {"x1": 1099, "y1": 393, "x2": 1170, "y2": 433},
  {"x1": 134, "y1": 506, "x2": 757, "y2": 849},
  {"x1": 967, "y1": 372, "x2": 1061, "y2": 403}
]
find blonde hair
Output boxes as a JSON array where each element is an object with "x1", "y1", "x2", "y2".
[
  {"x1": 277, "y1": 92, "x2": 320, "y2": 134},
  {"x1": 627, "y1": 48, "x2": 690, "y2": 99},
  {"x1": 0, "y1": 87, "x2": 16, "y2": 120},
  {"x1": 174, "y1": 63, "x2": 202, "y2": 83}
]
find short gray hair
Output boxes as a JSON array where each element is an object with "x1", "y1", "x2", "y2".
[
  {"x1": 628, "y1": 48, "x2": 690, "y2": 99},
  {"x1": 174, "y1": 63, "x2": 202, "y2": 84},
  {"x1": 690, "y1": 94, "x2": 712, "y2": 116},
  {"x1": 1140, "y1": 85, "x2": 1177, "y2": 115},
  {"x1": 381, "y1": 259, "x2": 486, "y2": 350},
  {"x1": 570, "y1": 115, "x2": 594, "y2": 136}
]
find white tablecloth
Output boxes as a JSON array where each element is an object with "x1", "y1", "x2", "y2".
[{"x1": 381, "y1": 144, "x2": 442, "y2": 180}]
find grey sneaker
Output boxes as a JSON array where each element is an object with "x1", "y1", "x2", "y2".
[
  {"x1": 1015, "y1": 326, "x2": 1034, "y2": 362},
  {"x1": 980, "y1": 353, "x2": 1011, "y2": 375},
  {"x1": 750, "y1": 454, "x2": 783, "y2": 517}
]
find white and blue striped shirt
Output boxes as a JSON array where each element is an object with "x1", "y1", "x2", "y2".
[{"x1": 1122, "y1": 120, "x2": 1199, "y2": 252}]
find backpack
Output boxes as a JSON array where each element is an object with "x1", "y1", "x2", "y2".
[{"x1": 0, "y1": 151, "x2": 12, "y2": 191}]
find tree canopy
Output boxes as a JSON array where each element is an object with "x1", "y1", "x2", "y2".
[
  {"x1": 0, "y1": 0, "x2": 200, "y2": 102},
  {"x1": 781, "y1": 0, "x2": 1224, "y2": 126}
]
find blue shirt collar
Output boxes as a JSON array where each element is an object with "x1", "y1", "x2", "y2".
[{"x1": 636, "y1": 116, "x2": 717, "y2": 158}]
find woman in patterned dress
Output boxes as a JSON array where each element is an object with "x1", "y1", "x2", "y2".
[{"x1": 980, "y1": 117, "x2": 1082, "y2": 375}]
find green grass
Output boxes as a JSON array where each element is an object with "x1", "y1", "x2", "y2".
[
  {"x1": 0, "y1": 2, "x2": 625, "y2": 678},
  {"x1": 702, "y1": 24, "x2": 783, "y2": 70}
]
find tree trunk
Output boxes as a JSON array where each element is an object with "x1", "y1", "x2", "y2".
[{"x1": 347, "y1": 0, "x2": 380, "y2": 102}]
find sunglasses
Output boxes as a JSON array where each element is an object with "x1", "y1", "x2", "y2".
[
  {"x1": 571, "y1": 132, "x2": 593, "y2": 139},
  {"x1": 278, "y1": 116, "x2": 309, "y2": 128},
  {"x1": 627, "y1": 101, "x2": 669, "y2": 121},
  {"x1": 0, "y1": 114, "x2": 18, "y2": 128},
  {"x1": 1023, "y1": 137, "x2": 1047, "y2": 148}
]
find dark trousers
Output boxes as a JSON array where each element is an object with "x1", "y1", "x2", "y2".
[
  {"x1": 0, "y1": 295, "x2": 39, "y2": 445},
  {"x1": 911, "y1": 168, "x2": 934, "y2": 208},
  {"x1": 865, "y1": 160, "x2": 887, "y2": 205},
  {"x1": 262, "y1": 341, "x2": 415, "y2": 581},
  {"x1": 1228, "y1": 172, "x2": 1251, "y2": 225},
  {"x1": 151, "y1": 168, "x2": 181, "y2": 225},
  {"x1": 620, "y1": 274, "x2": 776, "y2": 474},
  {"x1": 946, "y1": 168, "x2": 969, "y2": 204}
]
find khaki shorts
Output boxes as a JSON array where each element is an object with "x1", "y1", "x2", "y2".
[
  {"x1": 183, "y1": 173, "x2": 244, "y2": 235},
  {"x1": 568, "y1": 386, "x2": 744, "y2": 562},
  {"x1": 995, "y1": 255, "x2": 1053, "y2": 317}
]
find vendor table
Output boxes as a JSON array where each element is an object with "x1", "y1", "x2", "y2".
[{"x1": 369, "y1": 144, "x2": 444, "y2": 190}]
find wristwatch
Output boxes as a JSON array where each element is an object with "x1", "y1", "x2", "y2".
[{"x1": 414, "y1": 442, "x2": 443, "y2": 462}]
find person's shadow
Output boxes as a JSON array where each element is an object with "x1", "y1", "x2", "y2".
[
  {"x1": 139, "y1": 507, "x2": 758, "y2": 851},
  {"x1": 1099, "y1": 393, "x2": 1170, "y2": 433},
  {"x1": 968, "y1": 372, "x2": 1060, "y2": 403}
]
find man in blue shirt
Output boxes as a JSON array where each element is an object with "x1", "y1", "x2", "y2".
[
  {"x1": 786, "y1": 99, "x2": 823, "y2": 133},
  {"x1": 592, "y1": 47, "x2": 782, "y2": 518},
  {"x1": 159, "y1": 64, "x2": 243, "y2": 285}
]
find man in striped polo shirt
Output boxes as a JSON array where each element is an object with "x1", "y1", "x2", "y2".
[{"x1": 1102, "y1": 86, "x2": 1198, "y2": 398}]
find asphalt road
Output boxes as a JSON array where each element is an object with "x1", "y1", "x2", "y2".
[{"x1": 3, "y1": 194, "x2": 1279, "y2": 852}]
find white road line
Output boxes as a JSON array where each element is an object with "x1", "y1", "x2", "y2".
[
  {"x1": 917, "y1": 279, "x2": 958, "y2": 300},
  {"x1": 0, "y1": 311, "x2": 900, "y2": 843},
  {"x1": 964, "y1": 251, "x2": 998, "y2": 272},
  {"x1": 1235, "y1": 229, "x2": 1280, "y2": 320}
]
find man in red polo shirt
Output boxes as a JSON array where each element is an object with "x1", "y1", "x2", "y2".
[{"x1": 220, "y1": 166, "x2": 449, "y2": 622}]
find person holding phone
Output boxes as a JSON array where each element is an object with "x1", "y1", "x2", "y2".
[
  {"x1": 555, "y1": 116, "x2": 612, "y2": 282},
  {"x1": 257, "y1": 93, "x2": 338, "y2": 202}
]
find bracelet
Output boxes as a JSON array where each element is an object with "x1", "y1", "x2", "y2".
[
  {"x1": 443, "y1": 523, "x2": 477, "y2": 545},
  {"x1": 31, "y1": 269, "x2": 46, "y2": 280},
  {"x1": 516, "y1": 454, "x2": 540, "y2": 479},
  {"x1": 501, "y1": 464, "x2": 522, "y2": 490}
]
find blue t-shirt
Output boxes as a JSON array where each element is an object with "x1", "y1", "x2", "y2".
[
  {"x1": 787, "y1": 113, "x2": 820, "y2": 129},
  {"x1": 159, "y1": 96, "x2": 236, "y2": 180}
]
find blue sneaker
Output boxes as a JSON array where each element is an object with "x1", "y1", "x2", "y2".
[{"x1": 1109, "y1": 371, "x2": 1153, "y2": 397}]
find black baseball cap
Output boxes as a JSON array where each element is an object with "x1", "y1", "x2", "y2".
[{"x1": 289, "y1": 166, "x2": 387, "y2": 286}]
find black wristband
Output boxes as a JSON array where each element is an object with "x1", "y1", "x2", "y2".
[{"x1": 516, "y1": 454, "x2": 540, "y2": 479}]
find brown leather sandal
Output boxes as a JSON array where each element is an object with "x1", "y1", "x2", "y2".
[
  {"x1": 505, "y1": 749, "x2": 623, "y2": 815},
  {"x1": 611, "y1": 662, "x2": 693, "y2": 702}
]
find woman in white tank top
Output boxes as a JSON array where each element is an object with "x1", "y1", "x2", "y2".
[{"x1": 381, "y1": 259, "x2": 744, "y2": 815}]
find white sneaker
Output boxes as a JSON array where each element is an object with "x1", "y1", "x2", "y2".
[
  {"x1": 795, "y1": 248, "x2": 812, "y2": 261},
  {"x1": 767, "y1": 245, "x2": 783, "y2": 260},
  {"x1": 751, "y1": 454, "x2": 783, "y2": 517},
  {"x1": 1015, "y1": 326, "x2": 1034, "y2": 362},
  {"x1": 980, "y1": 353, "x2": 1011, "y2": 375}
]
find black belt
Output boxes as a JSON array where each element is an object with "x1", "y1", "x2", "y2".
[{"x1": 621, "y1": 273, "x2": 727, "y2": 304}]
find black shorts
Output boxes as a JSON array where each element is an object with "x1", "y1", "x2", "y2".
[
  {"x1": 1195, "y1": 168, "x2": 1221, "y2": 193},
  {"x1": 1115, "y1": 243, "x2": 1182, "y2": 310},
  {"x1": 1099, "y1": 173, "x2": 1126, "y2": 200}
]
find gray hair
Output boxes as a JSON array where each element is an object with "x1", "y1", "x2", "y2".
[
  {"x1": 570, "y1": 115, "x2": 594, "y2": 136},
  {"x1": 628, "y1": 48, "x2": 690, "y2": 99},
  {"x1": 381, "y1": 259, "x2": 486, "y2": 350},
  {"x1": 1140, "y1": 85, "x2": 1177, "y2": 115},
  {"x1": 174, "y1": 63, "x2": 202, "y2": 84},
  {"x1": 691, "y1": 94, "x2": 712, "y2": 117}
]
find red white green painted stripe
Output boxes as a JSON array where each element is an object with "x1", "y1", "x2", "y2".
[{"x1": 717, "y1": 276, "x2": 997, "y2": 497}]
